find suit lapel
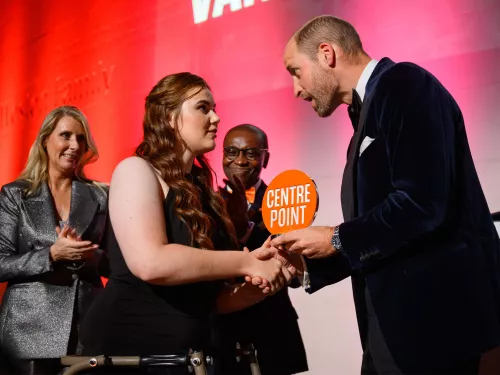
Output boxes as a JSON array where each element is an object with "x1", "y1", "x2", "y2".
[
  {"x1": 340, "y1": 58, "x2": 395, "y2": 222},
  {"x1": 251, "y1": 182, "x2": 266, "y2": 212},
  {"x1": 67, "y1": 180, "x2": 98, "y2": 237},
  {"x1": 341, "y1": 106, "x2": 368, "y2": 221},
  {"x1": 248, "y1": 182, "x2": 266, "y2": 224},
  {"x1": 350, "y1": 94, "x2": 373, "y2": 168},
  {"x1": 24, "y1": 182, "x2": 59, "y2": 243}
]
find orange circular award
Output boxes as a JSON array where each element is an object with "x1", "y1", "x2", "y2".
[{"x1": 261, "y1": 170, "x2": 319, "y2": 235}]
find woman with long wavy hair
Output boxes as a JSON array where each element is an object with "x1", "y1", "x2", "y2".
[
  {"x1": 0, "y1": 106, "x2": 108, "y2": 375},
  {"x1": 80, "y1": 73, "x2": 292, "y2": 374}
]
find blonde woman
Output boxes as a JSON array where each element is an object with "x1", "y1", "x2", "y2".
[{"x1": 0, "y1": 106, "x2": 108, "y2": 375}]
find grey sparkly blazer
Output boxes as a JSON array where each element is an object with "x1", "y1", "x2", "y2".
[{"x1": 0, "y1": 179, "x2": 108, "y2": 359}]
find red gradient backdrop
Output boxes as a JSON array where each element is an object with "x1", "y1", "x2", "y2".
[
  {"x1": 2, "y1": 0, "x2": 500, "y2": 199},
  {"x1": 1, "y1": 1, "x2": 499, "y2": 373}
]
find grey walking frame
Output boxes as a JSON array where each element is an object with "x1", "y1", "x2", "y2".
[
  {"x1": 61, "y1": 350, "x2": 208, "y2": 375},
  {"x1": 61, "y1": 343, "x2": 262, "y2": 375},
  {"x1": 236, "y1": 342, "x2": 261, "y2": 375}
]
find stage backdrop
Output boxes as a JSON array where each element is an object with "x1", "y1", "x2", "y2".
[{"x1": 1, "y1": 0, "x2": 500, "y2": 373}]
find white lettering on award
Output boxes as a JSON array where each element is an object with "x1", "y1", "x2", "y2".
[
  {"x1": 267, "y1": 184, "x2": 311, "y2": 228},
  {"x1": 262, "y1": 170, "x2": 319, "y2": 235}
]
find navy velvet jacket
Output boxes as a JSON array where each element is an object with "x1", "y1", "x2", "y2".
[{"x1": 305, "y1": 58, "x2": 500, "y2": 372}]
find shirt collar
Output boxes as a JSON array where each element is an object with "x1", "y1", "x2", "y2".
[{"x1": 355, "y1": 59, "x2": 378, "y2": 102}]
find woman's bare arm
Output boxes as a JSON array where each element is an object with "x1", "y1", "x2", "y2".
[{"x1": 109, "y1": 157, "x2": 283, "y2": 289}]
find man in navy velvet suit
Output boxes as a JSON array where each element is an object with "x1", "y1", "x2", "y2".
[{"x1": 269, "y1": 15, "x2": 500, "y2": 375}]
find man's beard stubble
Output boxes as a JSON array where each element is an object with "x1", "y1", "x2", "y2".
[{"x1": 311, "y1": 67, "x2": 339, "y2": 118}]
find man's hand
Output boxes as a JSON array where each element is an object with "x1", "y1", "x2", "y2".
[
  {"x1": 245, "y1": 236, "x2": 303, "y2": 286},
  {"x1": 218, "y1": 176, "x2": 250, "y2": 238},
  {"x1": 252, "y1": 246, "x2": 302, "y2": 275},
  {"x1": 270, "y1": 226, "x2": 337, "y2": 259}
]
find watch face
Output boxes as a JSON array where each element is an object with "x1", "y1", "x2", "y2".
[
  {"x1": 331, "y1": 227, "x2": 342, "y2": 250},
  {"x1": 333, "y1": 238, "x2": 341, "y2": 249}
]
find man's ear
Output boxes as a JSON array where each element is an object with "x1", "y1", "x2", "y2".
[
  {"x1": 263, "y1": 152, "x2": 270, "y2": 169},
  {"x1": 318, "y1": 42, "x2": 336, "y2": 68}
]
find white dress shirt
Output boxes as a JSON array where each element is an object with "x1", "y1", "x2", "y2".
[{"x1": 300, "y1": 59, "x2": 379, "y2": 290}]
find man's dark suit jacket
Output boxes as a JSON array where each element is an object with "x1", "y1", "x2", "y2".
[
  {"x1": 218, "y1": 182, "x2": 308, "y2": 375},
  {"x1": 304, "y1": 58, "x2": 500, "y2": 373}
]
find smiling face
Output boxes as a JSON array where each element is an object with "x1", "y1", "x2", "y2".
[
  {"x1": 223, "y1": 128, "x2": 269, "y2": 189},
  {"x1": 284, "y1": 40, "x2": 342, "y2": 117},
  {"x1": 175, "y1": 88, "x2": 220, "y2": 156},
  {"x1": 43, "y1": 115, "x2": 87, "y2": 177}
]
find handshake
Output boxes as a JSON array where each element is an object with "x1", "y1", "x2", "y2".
[
  {"x1": 240, "y1": 226, "x2": 338, "y2": 296},
  {"x1": 242, "y1": 236, "x2": 304, "y2": 296}
]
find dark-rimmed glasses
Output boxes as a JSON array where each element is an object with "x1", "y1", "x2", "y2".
[{"x1": 223, "y1": 147, "x2": 268, "y2": 161}]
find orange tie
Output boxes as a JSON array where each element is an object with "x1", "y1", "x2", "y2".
[{"x1": 245, "y1": 187, "x2": 256, "y2": 204}]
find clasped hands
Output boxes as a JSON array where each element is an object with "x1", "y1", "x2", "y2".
[
  {"x1": 243, "y1": 226, "x2": 338, "y2": 295},
  {"x1": 242, "y1": 236, "x2": 303, "y2": 296}
]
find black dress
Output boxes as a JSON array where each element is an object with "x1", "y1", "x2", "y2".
[{"x1": 80, "y1": 187, "x2": 233, "y2": 374}]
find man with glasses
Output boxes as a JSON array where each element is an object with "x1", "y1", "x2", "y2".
[{"x1": 217, "y1": 124, "x2": 308, "y2": 375}]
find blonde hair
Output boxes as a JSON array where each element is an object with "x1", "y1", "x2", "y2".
[{"x1": 18, "y1": 105, "x2": 100, "y2": 195}]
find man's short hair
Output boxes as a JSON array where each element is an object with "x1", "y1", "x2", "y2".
[
  {"x1": 225, "y1": 124, "x2": 269, "y2": 149},
  {"x1": 293, "y1": 15, "x2": 364, "y2": 63}
]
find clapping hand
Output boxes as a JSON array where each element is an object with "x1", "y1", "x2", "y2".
[
  {"x1": 56, "y1": 225, "x2": 81, "y2": 241},
  {"x1": 49, "y1": 224, "x2": 99, "y2": 262},
  {"x1": 218, "y1": 176, "x2": 250, "y2": 238}
]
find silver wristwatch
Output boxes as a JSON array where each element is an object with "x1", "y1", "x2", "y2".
[{"x1": 331, "y1": 226, "x2": 343, "y2": 251}]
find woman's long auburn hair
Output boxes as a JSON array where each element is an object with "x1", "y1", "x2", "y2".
[{"x1": 135, "y1": 72, "x2": 238, "y2": 249}]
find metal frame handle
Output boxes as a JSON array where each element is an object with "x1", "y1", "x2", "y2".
[
  {"x1": 61, "y1": 350, "x2": 208, "y2": 375},
  {"x1": 236, "y1": 342, "x2": 261, "y2": 375}
]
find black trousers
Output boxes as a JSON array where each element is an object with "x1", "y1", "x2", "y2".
[
  {"x1": 361, "y1": 288, "x2": 480, "y2": 375},
  {"x1": 361, "y1": 345, "x2": 480, "y2": 375}
]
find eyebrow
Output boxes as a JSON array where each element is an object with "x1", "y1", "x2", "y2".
[{"x1": 196, "y1": 99, "x2": 216, "y2": 109}]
